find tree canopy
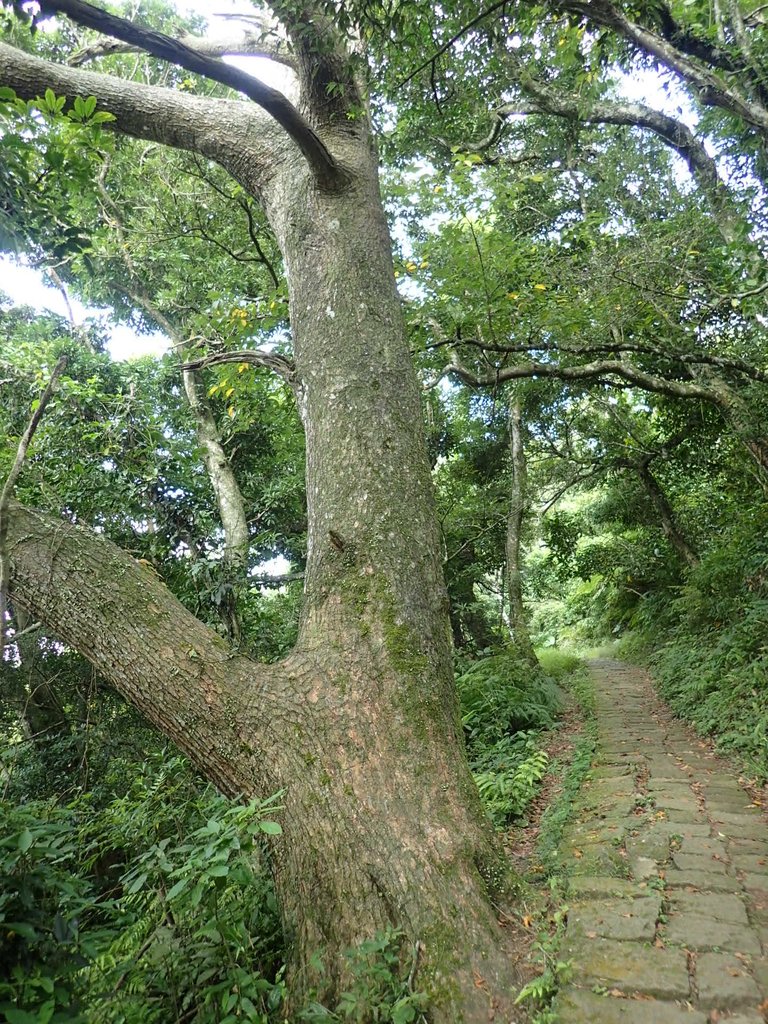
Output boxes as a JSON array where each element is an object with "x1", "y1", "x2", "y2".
[{"x1": 0, "y1": 0, "x2": 766, "y2": 1019}]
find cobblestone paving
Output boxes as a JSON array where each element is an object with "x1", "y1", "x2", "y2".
[{"x1": 553, "y1": 659, "x2": 768, "y2": 1024}]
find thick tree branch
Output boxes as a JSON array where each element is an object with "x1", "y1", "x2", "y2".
[
  {"x1": 431, "y1": 333, "x2": 768, "y2": 383},
  {"x1": 181, "y1": 348, "x2": 299, "y2": 389},
  {"x1": 436, "y1": 353, "x2": 717, "y2": 401},
  {"x1": 5, "y1": 499, "x2": 284, "y2": 796},
  {"x1": 35, "y1": 0, "x2": 343, "y2": 187},
  {"x1": 0, "y1": 40, "x2": 286, "y2": 194},
  {"x1": 554, "y1": 0, "x2": 768, "y2": 137},
  {"x1": 68, "y1": 29, "x2": 297, "y2": 70}
]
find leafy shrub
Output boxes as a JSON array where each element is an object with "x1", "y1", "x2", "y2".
[
  {"x1": 300, "y1": 931, "x2": 428, "y2": 1023},
  {"x1": 535, "y1": 649, "x2": 580, "y2": 679},
  {"x1": 82, "y1": 769, "x2": 285, "y2": 1024},
  {"x1": 0, "y1": 801, "x2": 100, "y2": 1024},
  {"x1": 456, "y1": 650, "x2": 563, "y2": 824},
  {"x1": 457, "y1": 651, "x2": 561, "y2": 745},
  {"x1": 0, "y1": 752, "x2": 286, "y2": 1024},
  {"x1": 473, "y1": 733, "x2": 550, "y2": 824}
]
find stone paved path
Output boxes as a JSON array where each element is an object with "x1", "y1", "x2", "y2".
[{"x1": 553, "y1": 659, "x2": 768, "y2": 1024}]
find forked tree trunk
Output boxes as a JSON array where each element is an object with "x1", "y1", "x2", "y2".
[{"x1": 2, "y1": 48, "x2": 524, "y2": 1022}]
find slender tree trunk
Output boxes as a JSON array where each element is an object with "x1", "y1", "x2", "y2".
[
  {"x1": 181, "y1": 366, "x2": 249, "y2": 641},
  {"x1": 635, "y1": 460, "x2": 700, "y2": 569},
  {"x1": 505, "y1": 396, "x2": 538, "y2": 665},
  {"x1": 117, "y1": 278, "x2": 251, "y2": 641}
]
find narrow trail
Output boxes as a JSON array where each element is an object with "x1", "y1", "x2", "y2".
[{"x1": 553, "y1": 658, "x2": 768, "y2": 1024}]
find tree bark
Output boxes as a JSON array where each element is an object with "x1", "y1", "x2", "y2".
[
  {"x1": 0, "y1": 26, "x2": 523, "y2": 1021},
  {"x1": 505, "y1": 396, "x2": 538, "y2": 665},
  {"x1": 634, "y1": 461, "x2": 700, "y2": 569}
]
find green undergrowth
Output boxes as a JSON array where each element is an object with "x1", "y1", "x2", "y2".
[
  {"x1": 0, "y1": 756, "x2": 286, "y2": 1024},
  {"x1": 0, "y1": 754, "x2": 431, "y2": 1024},
  {"x1": 535, "y1": 664, "x2": 597, "y2": 877},
  {"x1": 604, "y1": 520, "x2": 768, "y2": 780},
  {"x1": 513, "y1": 662, "x2": 597, "y2": 1023},
  {"x1": 456, "y1": 648, "x2": 565, "y2": 825},
  {"x1": 650, "y1": 599, "x2": 768, "y2": 780}
]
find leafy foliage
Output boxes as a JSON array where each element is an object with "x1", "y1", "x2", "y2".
[
  {"x1": 0, "y1": 754, "x2": 286, "y2": 1024},
  {"x1": 300, "y1": 932, "x2": 428, "y2": 1023},
  {"x1": 457, "y1": 650, "x2": 562, "y2": 823}
]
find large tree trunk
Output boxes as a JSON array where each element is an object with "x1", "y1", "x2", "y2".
[
  {"x1": 252, "y1": 129, "x2": 521, "y2": 1017},
  {"x1": 1, "y1": 38, "x2": 524, "y2": 1024},
  {"x1": 505, "y1": 396, "x2": 538, "y2": 665}
]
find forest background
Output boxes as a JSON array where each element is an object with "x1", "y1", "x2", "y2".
[{"x1": 0, "y1": 0, "x2": 766, "y2": 1020}]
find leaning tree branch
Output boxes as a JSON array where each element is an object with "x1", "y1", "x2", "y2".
[
  {"x1": 552, "y1": 0, "x2": 768, "y2": 138},
  {"x1": 494, "y1": 82, "x2": 744, "y2": 242},
  {"x1": 36, "y1": 0, "x2": 342, "y2": 187},
  {"x1": 429, "y1": 332, "x2": 768, "y2": 383},
  {"x1": 68, "y1": 29, "x2": 297, "y2": 70},
  {"x1": 0, "y1": 355, "x2": 67, "y2": 653},
  {"x1": 434, "y1": 353, "x2": 719, "y2": 402},
  {"x1": 4, "y1": 498, "x2": 288, "y2": 797},
  {"x1": 0, "y1": 40, "x2": 287, "y2": 195},
  {"x1": 180, "y1": 348, "x2": 299, "y2": 388}
]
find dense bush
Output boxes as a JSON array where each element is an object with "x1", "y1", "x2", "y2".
[
  {"x1": 456, "y1": 650, "x2": 563, "y2": 824},
  {"x1": 0, "y1": 759, "x2": 286, "y2": 1024},
  {"x1": 648, "y1": 522, "x2": 768, "y2": 778}
]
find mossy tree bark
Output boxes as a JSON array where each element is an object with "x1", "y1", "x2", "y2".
[{"x1": 0, "y1": 9, "x2": 523, "y2": 1020}]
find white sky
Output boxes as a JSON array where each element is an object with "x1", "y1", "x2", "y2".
[{"x1": 0, "y1": 258, "x2": 168, "y2": 358}]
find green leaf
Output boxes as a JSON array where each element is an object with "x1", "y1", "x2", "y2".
[
  {"x1": 17, "y1": 828, "x2": 33, "y2": 853},
  {"x1": 125, "y1": 871, "x2": 148, "y2": 894},
  {"x1": 4, "y1": 1009, "x2": 40, "y2": 1024},
  {"x1": 3, "y1": 922, "x2": 37, "y2": 941},
  {"x1": 166, "y1": 877, "x2": 189, "y2": 900},
  {"x1": 258, "y1": 820, "x2": 282, "y2": 835}
]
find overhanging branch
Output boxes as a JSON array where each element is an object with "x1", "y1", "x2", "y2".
[
  {"x1": 435, "y1": 353, "x2": 718, "y2": 402},
  {"x1": 38, "y1": 0, "x2": 344, "y2": 187}
]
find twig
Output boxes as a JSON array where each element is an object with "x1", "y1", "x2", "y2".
[
  {"x1": 1, "y1": 619, "x2": 41, "y2": 648},
  {"x1": 397, "y1": 0, "x2": 509, "y2": 88},
  {"x1": 0, "y1": 356, "x2": 68, "y2": 655}
]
